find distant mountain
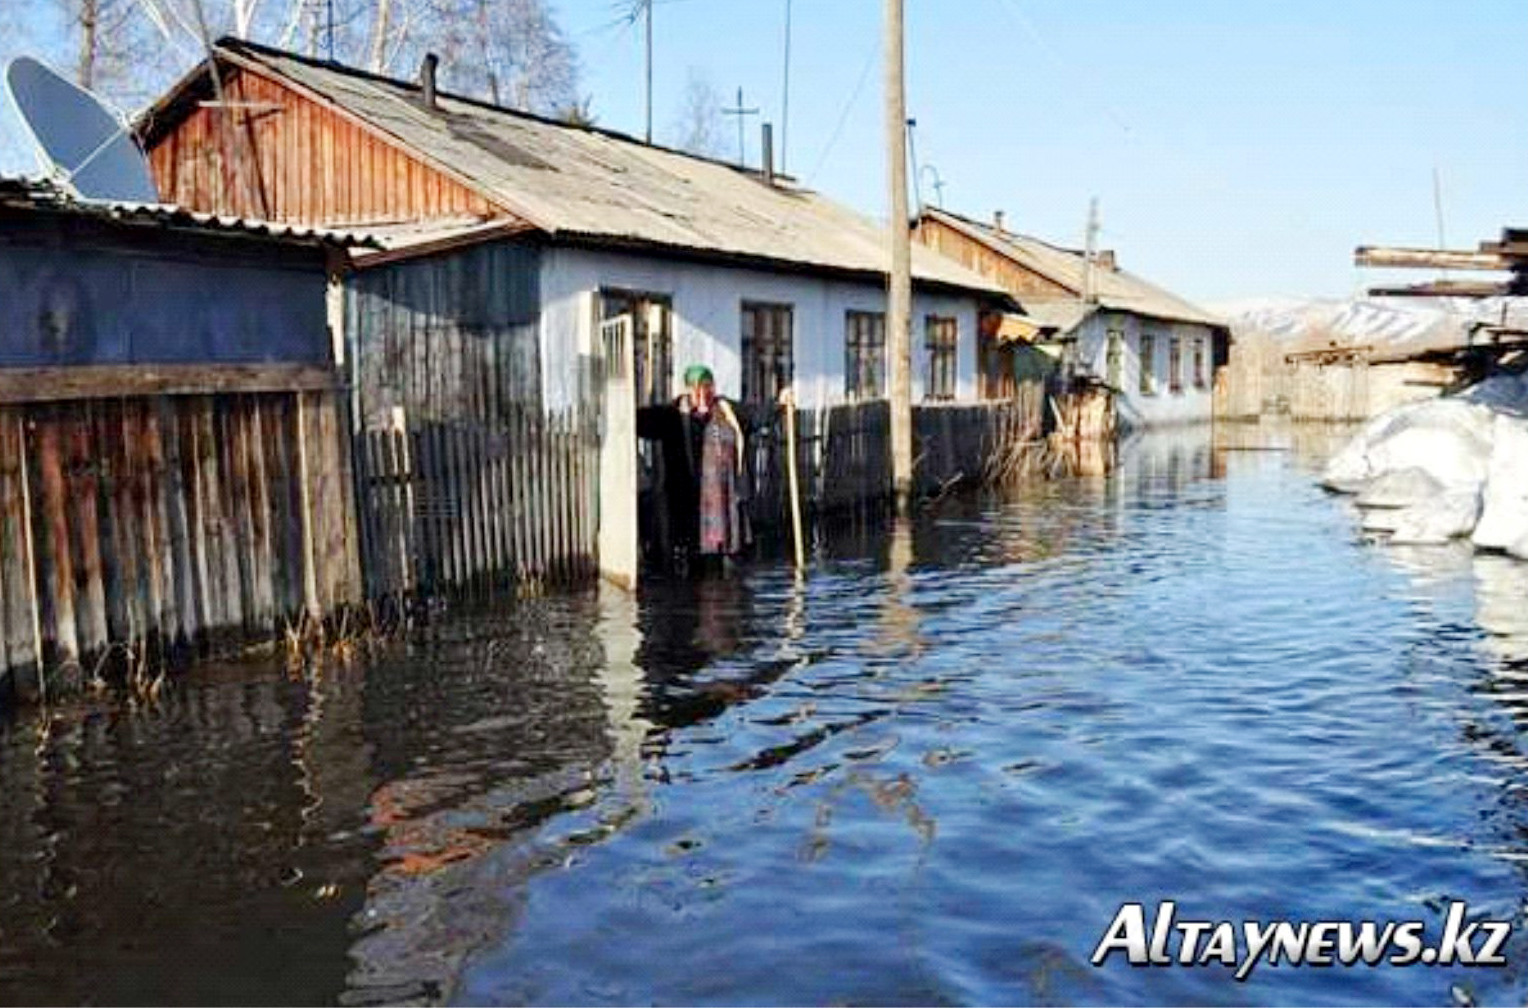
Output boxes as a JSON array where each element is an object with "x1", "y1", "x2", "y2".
[{"x1": 1213, "y1": 295, "x2": 1528, "y2": 354}]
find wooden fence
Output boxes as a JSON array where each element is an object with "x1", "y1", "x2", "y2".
[
  {"x1": 742, "y1": 397, "x2": 1040, "y2": 527},
  {"x1": 0, "y1": 390, "x2": 359, "y2": 702},
  {"x1": 353, "y1": 405, "x2": 598, "y2": 599}
]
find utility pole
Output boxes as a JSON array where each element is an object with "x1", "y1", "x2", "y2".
[
  {"x1": 1432, "y1": 166, "x2": 1450, "y2": 282},
  {"x1": 1082, "y1": 196, "x2": 1100, "y2": 305},
  {"x1": 644, "y1": 0, "x2": 653, "y2": 143},
  {"x1": 781, "y1": 0, "x2": 792, "y2": 172},
  {"x1": 885, "y1": 0, "x2": 913, "y2": 509},
  {"x1": 723, "y1": 87, "x2": 760, "y2": 167}
]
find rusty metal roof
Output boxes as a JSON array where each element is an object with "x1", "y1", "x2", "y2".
[
  {"x1": 197, "y1": 40, "x2": 1007, "y2": 296},
  {"x1": 922, "y1": 207, "x2": 1224, "y2": 329},
  {"x1": 0, "y1": 175, "x2": 379, "y2": 248}
]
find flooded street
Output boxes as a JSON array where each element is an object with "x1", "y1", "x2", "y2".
[{"x1": 7, "y1": 426, "x2": 1528, "y2": 1005}]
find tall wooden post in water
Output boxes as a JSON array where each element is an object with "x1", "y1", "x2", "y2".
[{"x1": 884, "y1": 0, "x2": 914, "y2": 509}]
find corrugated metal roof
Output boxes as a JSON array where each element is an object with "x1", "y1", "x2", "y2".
[
  {"x1": 207, "y1": 40, "x2": 1007, "y2": 296},
  {"x1": 923, "y1": 207, "x2": 1224, "y2": 329},
  {"x1": 0, "y1": 175, "x2": 379, "y2": 247}
]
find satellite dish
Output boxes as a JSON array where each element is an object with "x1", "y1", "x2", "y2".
[{"x1": 4, "y1": 56, "x2": 159, "y2": 203}]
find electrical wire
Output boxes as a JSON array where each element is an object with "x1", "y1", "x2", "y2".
[{"x1": 806, "y1": 35, "x2": 877, "y2": 186}]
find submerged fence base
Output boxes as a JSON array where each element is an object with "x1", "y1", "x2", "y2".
[
  {"x1": 0, "y1": 390, "x2": 361, "y2": 704},
  {"x1": 354, "y1": 405, "x2": 599, "y2": 602},
  {"x1": 742, "y1": 396, "x2": 1044, "y2": 530}
]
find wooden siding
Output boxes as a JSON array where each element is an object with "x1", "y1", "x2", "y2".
[
  {"x1": 346, "y1": 241, "x2": 543, "y2": 427},
  {"x1": 0, "y1": 220, "x2": 330, "y2": 366},
  {"x1": 914, "y1": 217, "x2": 1073, "y2": 300},
  {"x1": 146, "y1": 67, "x2": 501, "y2": 225},
  {"x1": 345, "y1": 241, "x2": 601, "y2": 597},
  {"x1": 0, "y1": 391, "x2": 360, "y2": 702}
]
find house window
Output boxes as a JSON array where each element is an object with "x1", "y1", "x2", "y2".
[
  {"x1": 1139, "y1": 333, "x2": 1156, "y2": 395},
  {"x1": 741, "y1": 302, "x2": 793, "y2": 405},
  {"x1": 1168, "y1": 336, "x2": 1183, "y2": 394},
  {"x1": 845, "y1": 310, "x2": 886, "y2": 399},
  {"x1": 925, "y1": 315, "x2": 958, "y2": 401},
  {"x1": 1106, "y1": 329, "x2": 1124, "y2": 389},
  {"x1": 1193, "y1": 337, "x2": 1207, "y2": 389},
  {"x1": 602, "y1": 290, "x2": 672, "y2": 405}
]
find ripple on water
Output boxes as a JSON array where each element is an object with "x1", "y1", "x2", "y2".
[{"x1": 5, "y1": 429, "x2": 1528, "y2": 1005}]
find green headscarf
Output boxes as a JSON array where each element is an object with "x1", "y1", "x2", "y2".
[{"x1": 683, "y1": 364, "x2": 715, "y2": 387}]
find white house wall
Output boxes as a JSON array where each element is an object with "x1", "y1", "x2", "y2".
[
  {"x1": 1075, "y1": 311, "x2": 1218, "y2": 429},
  {"x1": 537, "y1": 245, "x2": 980, "y2": 411}
]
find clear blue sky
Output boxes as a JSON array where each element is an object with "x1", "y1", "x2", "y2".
[
  {"x1": 3, "y1": 1, "x2": 1523, "y2": 304},
  {"x1": 561, "y1": 0, "x2": 1528, "y2": 304}
]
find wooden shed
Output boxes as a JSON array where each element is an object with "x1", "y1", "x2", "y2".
[{"x1": 0, "y1": 178, "x2": 365, "y2": 702}]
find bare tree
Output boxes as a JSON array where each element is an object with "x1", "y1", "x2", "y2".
[
  {"x1": 670, "y1": 68, "x2": 723, "y2": 157},
  {"x1": 396, "y1": 0, "x2": 578, "y2": 113},
  {"x1": 10, "y1": 0, "x2": 581, "y2": 116}
]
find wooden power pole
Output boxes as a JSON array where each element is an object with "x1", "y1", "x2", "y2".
[
  {"x1": 885, "y1": 0, "x2": 914, "y2": 509},
  {"x1": 644, "y1": 0, "x2": 653, "y2": 143}
]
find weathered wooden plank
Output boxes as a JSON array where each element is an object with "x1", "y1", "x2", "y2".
[
  {"x1": 159, "y1": 398, "x2": 197, "y2": 648},
  {"x1": 146, "y1": 399, "x2": 181, "y2": 652},
  {"x1": 318, "y1": 392, "x2": 351, "y2": 611},
  {"x1": 66, "y1": 404, "x2": 108, "y2": 662},
  {"x1": 506, "y1": 405, "x2": 524, "y2": 582},
  {"x1": 116, "y1": 404, "x2": 148, "y2": 645},
  {"x1": 93, "y1": 402, "x2": 128, "y2": 645},
  {"x1": 188, "y1": 399, "x2": 221, "y2": 633},
  {"x1": 525, "y1": 409, "x2": 543, "y2": 581},
  {"x1": 34, "y1": 412, "x2": 77, "y2": 669},
  {"x1": 213, "y1": 400, "x2": 245, "y2": 632},
  {"x1": 265, "y1": 395, "x2": 301, "y2": 622},
  {"x1": 553, "y1": 414, "x2": 569, "y2": 582},
  {"x1": 245, "y1": 398, "x2": 276, "y2": 630},
  {"x1": 0, "y1": 365, "x2": 337, "y2": 406},
  {"x1": 488, "y1": 424, "x2": 507, "y2": 579},
  {"x1": 0, "y1": 408, "x2": 32, "y2": 675},
  {"x1": 391, "y1": 425, "x2": 416, "y2": 596},
  {"x1": 449, "y1": 422, "x2": 473, "y2": 586},
  {"x1": 222, "y1": 397, "x2": 257, "y2": 632}
]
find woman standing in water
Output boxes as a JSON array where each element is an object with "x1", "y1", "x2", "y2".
[
  {"x1": 683, "y1": 365, "x2": 749, "y2": 560},
  {"x1": 637, "y1": 364, "x2": 751, "y2": 572}
]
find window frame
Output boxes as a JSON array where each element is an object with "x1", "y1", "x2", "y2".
[
  {"x1": 1193, "y1": 336, "x2": 1207, "y2": 389},
  {"x1": 844, "y1": 309, "x2": 887, "y2": 400},
  {"x1": 924, "y1": 314, "x2": 958, "y2": 402},
  {"x1": 1106, "y1": 328, "x2": 1124, "y2": 390},
  {"x1": 1139, "y1": 332, "x2": 1157, "y2": 396},
  {"x1": 1168, "y1": 335, "x2": 1183, "y2": 395},
  {"x1": 740, "y1": 300, "x2": 794, "y2": 406}
]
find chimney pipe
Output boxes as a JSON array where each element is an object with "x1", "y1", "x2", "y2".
[
  {"x1": 420, "y1": 53, "x2": 439, "y2": 110},
  {"x1": 761, "y1": 123, "x2": 775, "y2": 185},
  {"x1": 1097, "y1": 249, "x2": 1117, "y2": 271},
  {"x1": 993, "y1": 210, "x2": 1005, "y2": 234}
]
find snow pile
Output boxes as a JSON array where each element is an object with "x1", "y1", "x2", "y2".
[{"x1": 1322, "y1": 373, "x2": 1528, "y2": 552}]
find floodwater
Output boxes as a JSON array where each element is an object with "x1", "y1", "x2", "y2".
[{"x1": 5, "y1": 425, "x2": 1528, "y2": 1005}]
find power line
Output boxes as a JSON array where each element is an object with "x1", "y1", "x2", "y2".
[
  {"x1": 807, "y1": 37, "x2": 878, "y2": 184},
  {"x1": 781, "y1": 0, "x2": 792, "y2": 173}
]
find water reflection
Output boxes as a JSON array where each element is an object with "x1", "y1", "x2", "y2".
[{"x1": 12, "y1": 428, "x2": 1528, "y2": 1004}]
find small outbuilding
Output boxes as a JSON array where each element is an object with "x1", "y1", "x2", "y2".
[{"x1": 0, "y1": 177, "x2": 367, "y2": 700}]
